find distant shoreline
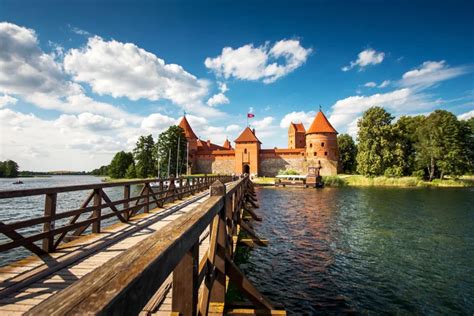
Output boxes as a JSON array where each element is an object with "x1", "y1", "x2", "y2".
[{"x1": 253, "y1": 175, "x2": 474, "y2": 188}]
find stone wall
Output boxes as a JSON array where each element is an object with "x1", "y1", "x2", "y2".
[
  {"x1": 195, "y1": 158, "x2": 212, "y2": 174},
  {"x1": 212, "y1": 159, "x2": 235, "y2": 175},
  {"x1": 259, "y1": 156, "x2": 305, "y2": 176}
]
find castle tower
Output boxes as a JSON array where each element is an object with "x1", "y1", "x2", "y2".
[
  {"x1": 178, "y1": 115, "x2": 198, "y2": 173},
  {"x1": 234, "y1": 127, "x2": 261, "y2": 175},
  {"x1": 305, "y1": 110, "x2": 339, "y2": 175},
  {"x1": 288, "y1": 122, "x2": 306, "y2": 148}
]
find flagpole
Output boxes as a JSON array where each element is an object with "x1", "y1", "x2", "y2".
[
  {"x1": 186, "y1": 142, "x2": 189, "y2": 176},
  {"x1": 157, "y1": 143, "x2": 160, "y2": 179},
  {"x1": 167, "y1": 147, "x2": 171, "y2": 178}
]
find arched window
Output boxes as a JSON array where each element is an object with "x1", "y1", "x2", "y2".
[
  {"x1": 313, "y1": 152, "x2": 317, "y2": 156},
  {"x1": 321, "y1": 142, "x2": 325, "y2": 147},
  {"x1": 309, "y1": 143, "x2": 313, "y2": 148},
  {"x1": 244, "y1": 148, "x2": 247, "y2": 154},
  {"x1": 324, "y1": 151, "x2": 328, "y2": 156}
]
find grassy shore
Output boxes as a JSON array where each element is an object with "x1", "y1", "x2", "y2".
[{"x1": 252, "y1": 175, "x2": 474, "y2": 187}]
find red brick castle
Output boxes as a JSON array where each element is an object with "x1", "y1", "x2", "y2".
[{"x1": 179, "y1": 109, "x2": 340, "y2": 176}]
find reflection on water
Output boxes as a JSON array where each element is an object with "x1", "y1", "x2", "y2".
[{"x1": 242, "y1": 187, "x2": 474, "y2": 314}]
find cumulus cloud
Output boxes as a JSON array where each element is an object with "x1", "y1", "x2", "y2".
[
  {"x1": 63, "y1": 36, "x2": 222, "y2": 116},
  {"x1": 141, "y1": 113, "x2": 177, "y2": 130},
  {"x1": 342, "y1": 48, "x2": 385, "y2": 71},
  {"x1": 328, "y1": 88, "x2": 430, "y2": 132},
  {"x1": 205, "y1": 39, "x2": 312, "y2": 84},
  {"x1": 364, "y1": 82, "x2": 377, "y2": 88},
  {"x1": 0, "y1": 94, "x2": 18, "y2": 108},
  {"x1": 279, "y1": 110, "x2": 316, "y2": 128},
  {"x1": 55, "y1": 112, "x2": 126, "y2": 131},
  {"x1": 458, "y1": 110, "x2": 474, "y2": 121},
  {"x1": 400, "y1": 60, "x2": 470, "y2": 88},
  {"x1": 207, "y1": 93, "x2": 229, "y2": 106},
  {"x1": 226, "y1": 124, "x2": 241, "y2": 132}
]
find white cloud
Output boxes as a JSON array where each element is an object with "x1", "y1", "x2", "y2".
[
  {"x1": 328, "y1": 88, "x2": 430, "y2": 131},
  {"x1": 364, "y1": 82, "x2": 377, "y2": 88},
  {"x1": 205, "y1": 39, "x2": 312, "y2": 84},
  {"x1": 141, "y1": 113, "x2": 177, "y2": 130},
  {"x1": 279, "y1": 110, "x2": 316, "y2": 128},
  {"x1": 458, "y1": 110, "x2": 474, "y2": 121},
  {"x1": 0, "y1": 94, "x2": 18, "y2": 108},
  {"x1": 400, "y1": 60, "x2": 470, "y2": 88},
  {"x1": 55, "y1": 112, "x2": 127, "y2": 131},
  {"x1": 226, "y1": 124, "x2": 241, "y2": 132},
  {"x1": 218, "y1": 82, "x2": 228, "y2": 93},
  {"x1": 379, "y1": 80, "x2": 390, "y2": 88},
  {"x1": 342, "y1": 48, "x2": 385, "y2": 72},
  {"x1": 207, "y1": 92, "x2": 229, "y2": 106},
  {"x1": 64, "y1": 36, "x2": 221, "y2": 116},
  {"x1": 70, "y1": 26, "x2": 90, "y2": 36}
]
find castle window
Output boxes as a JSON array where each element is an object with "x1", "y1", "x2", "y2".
[
  {"x1": 244, "y1": 148, "x2": 247, "y2": 154},
  {"x1": 309, "y1": 143, "x2": 313, "y2": 148},
  {"x1": 324, "y1": 151, "x2": 328, "y2": 156},
  {"x1": 313, "y1": 152, "x2": 317, "y2": 156},
  {"x1": 321, "y1": 142, "x2": 325, "y2": 147}
]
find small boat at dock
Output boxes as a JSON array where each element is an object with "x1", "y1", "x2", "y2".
[{"x1": 12, "y1": 180, "x2": 24, "y2": 185}]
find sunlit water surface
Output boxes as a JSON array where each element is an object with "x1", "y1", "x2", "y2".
[{"x1": 241, "y1": 187, "x2": 474, "y2": 314}]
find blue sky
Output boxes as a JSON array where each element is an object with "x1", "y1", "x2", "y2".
[{"x1": 0, "y1": 0, "x2": 473, "y2": 171}]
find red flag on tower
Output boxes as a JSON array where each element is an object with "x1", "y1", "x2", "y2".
[{"x1": 247, "y1": 113, "x2": 255, "y2": 118}]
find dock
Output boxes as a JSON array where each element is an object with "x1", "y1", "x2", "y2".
[{"x1": 0, "y1": 175, "x2": 285, "y2": 315}]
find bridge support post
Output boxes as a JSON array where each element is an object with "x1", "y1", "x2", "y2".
[
  {"x1": 92, "y1": 189, "x2": 101, "y2": 233},
  {"x1": 42, "y1": 192, "x2": 57, "y2": 252},
  {"x1": 172, "y1": 242, "x2": 199, "y2": 316}
]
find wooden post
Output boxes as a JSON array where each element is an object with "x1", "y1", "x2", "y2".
[
  {"x1": 144, "y1": 184, "x2": 150, "y2": 213},
  {"x1": 172, "y1": 242, "x2": 199, "y2": 316},
  {"x1": 92, "y1": 189, "x2": 101, "y2": 233},
  {"x1": 123, "y1": 185, "x2": 130, "y2": 220},
  {"x1": 42, "y1": 192, "x2": 57, "y2": 252}
]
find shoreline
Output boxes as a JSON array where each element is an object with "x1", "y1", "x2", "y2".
[{"x1": 253, "y1": 175, "x2": 474, "y2": 188}]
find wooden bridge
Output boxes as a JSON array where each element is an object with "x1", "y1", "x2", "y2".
[{"x1": 0, "y1": 175, "x2": 285, "y2": 315}]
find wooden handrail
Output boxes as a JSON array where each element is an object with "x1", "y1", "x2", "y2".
[{"x1": 0, "y1": 175, "x2": 233, "y2": 256}]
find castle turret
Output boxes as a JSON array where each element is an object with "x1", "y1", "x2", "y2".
[
  {"x1": 234, "y1": 127, "x2": 261, "y2": 175},
  {"x1": 178, "y1": 115, "x2": 198, "y2": 173},
  {"x1": 305, "y1": 110, "x2": 339, "y2": 175},
  {"x1": 288, "y1": 122, "x2": 306, "y2": 148},
  {"x1": 222, "y1": 138, "x2": 232, "y2": 149}
]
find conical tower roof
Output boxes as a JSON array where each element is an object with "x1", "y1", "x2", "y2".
[
  {"x1": 306, "y1": 111, "x2": 337, "y2": 134},
  {"x1": 223, "y1": 138, "x2": 232, "y2": 149},
  {"x1": 178, "y1": 115, "x2": 198, "y2": 139},
  {"x1": 235, "y1": 127, "x2": 261, "y2": 143}
]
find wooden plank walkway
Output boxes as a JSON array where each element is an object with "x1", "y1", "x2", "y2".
[{"x1": 0, "y1": 189, "x2": 215, "y2": 315}]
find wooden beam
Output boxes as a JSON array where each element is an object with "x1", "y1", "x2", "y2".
[
  {"x1": 42, "y1": 193, "x2": 57, "y2": 252},
  {"x1": 172, "y1": 242, "x2": 199, "y2": 315}
]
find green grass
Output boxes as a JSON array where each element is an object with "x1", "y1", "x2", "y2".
[
  {"x1": 252, "y1": 177, "x2": 276, "y2": 185},
  {"x1": 324, "y1": 174, "x2": 474, "y2": 188}
]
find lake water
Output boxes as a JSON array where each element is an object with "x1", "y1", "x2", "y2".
[{"x1": 243, "y1": 187, "x2": 474, "y2": 314}]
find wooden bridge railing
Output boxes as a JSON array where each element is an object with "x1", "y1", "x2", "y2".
[
  {"x1": 27, "y1": 177, "x2": 285, "y2": 315},
  {"x1": 0, "y1": 175, "x2": 232, "y2": 258}
]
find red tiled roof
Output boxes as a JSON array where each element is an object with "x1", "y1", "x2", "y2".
[
  {"x1": 223, "y1": 139, "x2": 232, "y2": 149},
  {"x1": 178, "y1": 116, "x2": 198, "y2": 139},
  {"x1": 197, "y1": 139, "x2": 225, "y2": 151},
  {"x1": 234, "y1": 127, "x2": 261, "y2": 143},
  {"x1": 306, "y1": 111, "x2": 337, "y2": 134},
  {"x1": 290, "y1": 122, "x2": 306, "y2": 133}
]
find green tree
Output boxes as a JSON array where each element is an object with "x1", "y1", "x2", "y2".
[
  {"x1": 156, "y1": 126, "x2": 187, "y2": 178},
  {"x1": 461, "y1": 117, "x2": 474, "y2": 173},
  {"x1": 125, "y1": 163, "x2": 137, "y2": 178},
  {"x1": 415, "y1": 110, "x2": 469, "y2": 180},
  {"x1": 0, "y1": 161, "x2": 4, "y2": 177},
  {"x1": 337, "y1": 134, "x2": 357, "y2": 173},
  {"x1": 356, "y1": 107, "x2": 396, "y2": 176},
  {"x1": 2, "y1": 160, "x2": 19, "y2": 178},
  {"x1": 134, "y1": 135, "x2": 156, "y2": 178},
  {"x1": 108, "y1": 151, "x2": 134, "y2": 178},
  {"x1": 392, "y1": 115, "x2": 425, "y2": 175}
]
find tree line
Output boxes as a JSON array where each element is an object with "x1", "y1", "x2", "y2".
[
  {"x1": 91, "y1": 126, "x2": 188, "y2": 179},
  {"x1": 0, "y1": 160, "x2": 19, "y2": 178},
  {"x1": 337, "y1": 107, "x2": 474, "y2": 181}
]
